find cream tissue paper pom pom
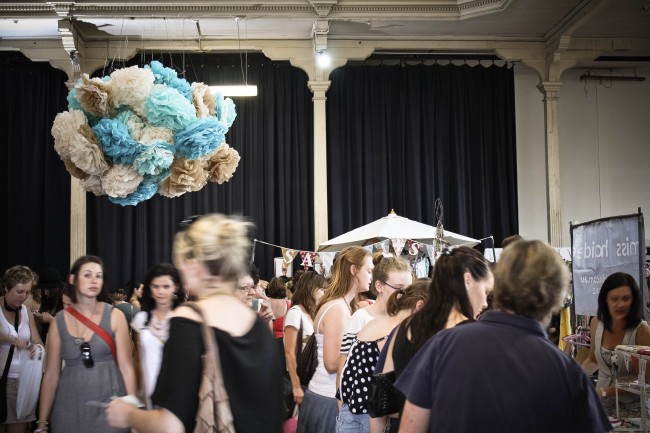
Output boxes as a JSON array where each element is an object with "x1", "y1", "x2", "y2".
[
  {"x1": 101, "y1": 164, "x2": 143, "y2": 198},
  {"x1": 52, "y1": 109, "x2": 110, "y2": 176},
  {"x1": 77, "y1": 74, "x2": 113, "y2": 117},
  {"x1": 139, "y1": 126, "x2": 174, "y2": 145},
  {"x1": 110, "y1": 66, "x2": 155, "y2": 115}
]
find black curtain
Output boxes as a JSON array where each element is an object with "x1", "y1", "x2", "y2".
[
  {"x1": 87, "y1": 53, "x2": 314, "y2": 287},
  {"x1": 0, "y1": 52, "x2": 71, "y2": 279},
  {"x1": 326, "y1": 63, "x2": 518, "y2": 246}
]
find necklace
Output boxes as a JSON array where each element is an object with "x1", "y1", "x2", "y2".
[{"x1": 149, "y1": 310, "x2": 171, "y2": 343}]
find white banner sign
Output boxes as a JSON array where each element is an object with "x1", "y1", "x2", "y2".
[{"x1": 572, "y1": 214, "x2": 644, "y2": 316}]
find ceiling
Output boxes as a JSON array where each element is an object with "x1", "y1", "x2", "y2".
[{"x1": 1, "y1": 0, "x2": 649, "y2": 74}]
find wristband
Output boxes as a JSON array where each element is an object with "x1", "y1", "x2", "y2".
[{"x1": 36, "y1": 420, "x2": 49, "y2": 425}]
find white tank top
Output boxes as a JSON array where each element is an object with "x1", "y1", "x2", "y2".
[
  {"x1": 0, "y1": 305, "x2": 32, "y2": 378},
  {"x1": 308, "y1": 301, "x2": 350, "y2": 398}
]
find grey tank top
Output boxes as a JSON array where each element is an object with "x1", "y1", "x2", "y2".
[{"x1": 56, "y1": 303, "x2": 116, "y2": 367}]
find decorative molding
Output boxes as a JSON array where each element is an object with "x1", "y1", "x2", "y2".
[{"x1": 1, "y1": 0, "x2": 513, "y2": 19}]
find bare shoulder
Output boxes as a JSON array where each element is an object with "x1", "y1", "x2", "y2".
[
  {"x1": 172, "y1": 304, "x2": 202, "y2": 322},
  {"x1": 635, "y1": 321, "x2": 650, "y2": 345}
]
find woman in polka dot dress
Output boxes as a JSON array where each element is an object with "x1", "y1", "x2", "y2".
[{"x1": 336, "y1": 280, "x2": 429, "y2": 433}]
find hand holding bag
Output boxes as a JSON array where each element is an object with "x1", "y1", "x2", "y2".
[{"x1": 16, "y1": 344, "x2": 44, "y2": 419}]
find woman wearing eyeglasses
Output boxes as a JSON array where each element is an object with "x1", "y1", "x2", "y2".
[
  {"x1": 131, "y1": 263, "x2": 183, "y2": 408},
  {"x1": 106, "y1": 214, "x2": 283, "y2": 433},
  {"x1": 37, "y1": 255, "x2": 136, "y2": 433}
]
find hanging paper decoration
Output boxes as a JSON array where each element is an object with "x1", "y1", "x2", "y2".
[
  {"x1": 281, "y1": 248, "x2": 299, "y2": 265},
  {"x1": 51, "y1": 61, "x2": 240, "y2": 206},
  {"x1": 391, "y1": 238, "x2": 407, "y2": 256}
]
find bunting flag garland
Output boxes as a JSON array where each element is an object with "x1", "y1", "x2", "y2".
[{"x1": 251, "y1": 235, "x2": 492, "y2": 278}]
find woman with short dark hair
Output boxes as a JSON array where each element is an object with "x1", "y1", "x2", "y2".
[{"x1": 582, "y1": 271, "x2": 650, "y2": 418}]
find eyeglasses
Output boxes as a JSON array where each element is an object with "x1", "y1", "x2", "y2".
[
  {"x1": 238, "y1": 284, "x2": 257, "y2": 291},
  {"x1": 80, "y1": 342, "x2": 94, "y2": 368},
  {"x1": 382, "y1": 281, "x2": 407, "y2": 291}
]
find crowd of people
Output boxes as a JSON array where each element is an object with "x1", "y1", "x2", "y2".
[{"x1": 0, "y1": 214, "x2": 639, "y2": 433}]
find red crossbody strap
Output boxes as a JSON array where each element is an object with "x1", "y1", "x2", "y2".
[{"x1": 65, "y1": 306, "x2": 118, "y2": 364}]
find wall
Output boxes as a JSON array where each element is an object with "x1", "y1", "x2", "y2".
[{"x1": 515, "y1": 65, "x2": 650, "y2": 247}]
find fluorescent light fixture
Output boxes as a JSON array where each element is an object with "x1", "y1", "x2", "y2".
[
  {"x1": 317, "y1": 50, "x2": 331, "y2": 68},
  {"x1": 209, "y1": 85, "x2": 258, "y2": 97}
]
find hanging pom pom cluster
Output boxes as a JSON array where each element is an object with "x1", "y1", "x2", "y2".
[{"x1": 51, "y1": 61, "x2": 241, "y2": 206}]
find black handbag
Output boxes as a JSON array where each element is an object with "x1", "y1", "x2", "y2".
[
  {"x1": 367, "y1": 371, "x2": 403, "y2": 418},
  {"x1": 296, "y1": 333, "x2": 318, "y2": 387}
]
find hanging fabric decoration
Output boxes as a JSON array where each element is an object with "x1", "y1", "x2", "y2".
[
  {"x1": 391, "y1": 238, "x2": 407, "y2": 257},
  {"x1": 299, "y1": 252, "x2": 316, "y2": 271},
  {"x1": 406, "y1": 240, "x2": 421, "y2": 260},
  {"x1": 281, "y1": 248, "x2": 299, "y2": 265}
]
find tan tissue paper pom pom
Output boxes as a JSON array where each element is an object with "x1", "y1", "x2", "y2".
[
  {"x1": 62, "y1": 157, "x2": 90, "y2": 180},
  {"x1": 204, "y1": 143, "x2": 241, "y2": 184},
  {"x1": 101, "y1": 164, "x2": 143, "y2": 198},
  {"x1": 76, "y1": 74, "x2": 114, "y2": 117},
  {"x1": 158, "y1": 157, "x2": 208, "y2": 198},
  {"x1": 191, "y1": 82, "x2": 216, "y2": 118},
  {"x1": 80, "y1": 175, "x2": 106, "y2": 196},
  {"x1": 52, "y1": 110, "x2": 110, "y2": 176}
]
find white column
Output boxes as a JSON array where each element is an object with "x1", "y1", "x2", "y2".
[
  {"x1": 536, "y1": 81, "x2": 563, "y2": 247},
  {"x1": 308, "y1": 80, "x2": 331, "y2": 249},
  {"x1": 70, "y1": 177, "x2": 86, "y2": 263}
]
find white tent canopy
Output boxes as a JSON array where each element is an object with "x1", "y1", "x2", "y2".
[{"x1": 318, "y1": 211, "x2": 479, "y2": 252}]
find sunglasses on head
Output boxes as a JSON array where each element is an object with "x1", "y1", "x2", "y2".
[
  {"x1": 80, "y1": 342, "x2": 94, "y2": 368},
  {"x1": 178, "y1": 215, "x2": 203, "y2": 231}
]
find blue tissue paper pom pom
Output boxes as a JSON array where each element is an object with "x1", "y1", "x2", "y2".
[
  {"x1": 214, "y1": 92, "x2": 224, "y2": 120},
  {"x1": 133, "y1": 141, "x2": 175, "y2": 176},
  {"x1": 92, "y1": 118, "x2": 143, "y2": 165},
  {"x1": 145, "y1": 61, "x2": 192, "y2": 102},
  {"x1": 174, "y1": 117, "x2": 227, "y2": 160},
  {"x1": 108, "y1": 182, "x2": 158, "y2": 207},
  {"x1": 144, "y1": 86, "x2": 197, "y2": 132},
  {"x1": 223, "y1": 98, "x2": 237, "y2": 128}
]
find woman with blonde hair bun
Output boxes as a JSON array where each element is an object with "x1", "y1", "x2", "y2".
[
  {"x1": 297, "y1": 246, "x2": 374, "y2": 433},
  {"x1": 106, "y1": 214, "x2": 283, "y2": 433}
]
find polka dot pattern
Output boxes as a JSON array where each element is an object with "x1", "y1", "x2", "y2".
[{"x1": 340, "y1": 339, "x2": 380, "y2": 414}]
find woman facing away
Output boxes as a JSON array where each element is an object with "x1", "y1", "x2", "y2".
[
  {"x1": 582, "y1": 272, "x2": 650, "y2": 419},
  {"x1": 106, "y1": 214, "x2": 283, "y2": 433},
  {"x1": 370, "y1": 246, "x2": 493, "y2": 433},
  {"x1": 297, "y1": 246, "x2": 374, "y2": 433},
  {"x1": 283, "y1": 271, "x2": 326, "y2": 409},
  {"x1": 337, "y1": 278, "x2": 429, "y2": 433},
  {"x1": 37, "y1": 255, "x2": 136, "y2": 433},
  {"x1": 0, "y1": 265, "x2": 43, "y2": 433},
  {"x1": 131, "y1": 263, "x2": 183, "y2": 408}
]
